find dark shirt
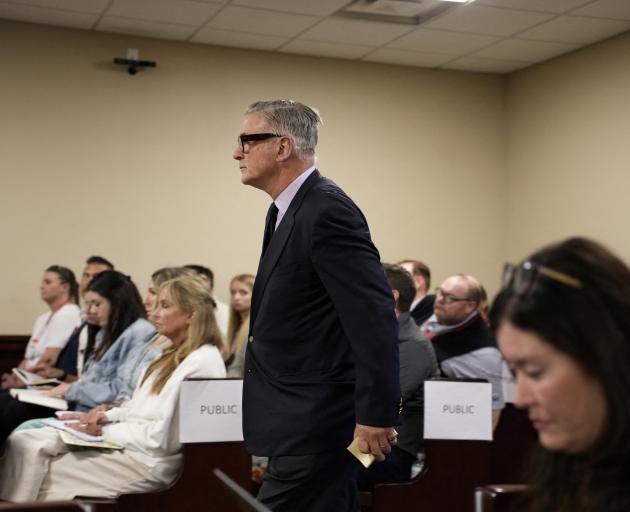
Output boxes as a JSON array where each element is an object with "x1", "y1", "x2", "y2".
[
  {"x1": 397, "y1": 312, "x2": 438, "y2": 456},
  {"x1": 410, "y1": 294, "x2": 436, "y2": 326}
]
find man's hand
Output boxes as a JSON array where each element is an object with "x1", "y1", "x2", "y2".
[{"x1": 354, "y1": 424, "x2": 398, "y2": 461}]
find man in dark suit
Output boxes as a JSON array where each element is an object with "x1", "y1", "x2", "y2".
[{"x1": 233, "y1": 100, "x2": 400, "y2": 511}]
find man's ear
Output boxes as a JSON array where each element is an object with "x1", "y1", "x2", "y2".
[
  {"x1": 392, "y1": 289, "x2": 400, "y2": 304},
  {"x1": 276, "y1": 135, "x2": 293, "y2": 162}
]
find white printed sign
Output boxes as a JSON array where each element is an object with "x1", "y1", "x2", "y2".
[
  {"x1": 179, "y1": 379, "x2": 244, "y2": 443},
  {"x1": 423, "y1": 380, "x2": 492, "y2": 441}
]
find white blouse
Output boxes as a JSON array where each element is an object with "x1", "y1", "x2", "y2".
[{"x1": 103, "y1": 344, "x2": 226, "y2": 484}]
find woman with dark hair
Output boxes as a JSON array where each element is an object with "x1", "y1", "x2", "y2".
[
  {"x1": 0, "y1": 274, "x2": 226, "y2": 502},
  {"x1": 43, "y1": 270, "x2": 155, "y2": 410},
  {"x1": 1, "y1": 265, "x2": 81, "y2": 390},
  {"x1": 491, "y1": 237, "x2": 630, "y2": 512}
]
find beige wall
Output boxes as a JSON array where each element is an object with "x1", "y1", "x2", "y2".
[
  {"x1": 505, "y1": 31, "x2": 630, "y2": 263},
  {"x1": 0, "y1": 20, "x2": 506, "y2": 333}
]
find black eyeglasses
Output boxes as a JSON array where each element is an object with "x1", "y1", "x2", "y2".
[
  {"x1": 502, "y1": 261, "x2": 583, "y2": 295},
  {"x1": 237, "y1": 133, "x2": 282, "y2": 153},
  {"x1": 435, "y1": 287, "x2": 475, "y2": 305}
]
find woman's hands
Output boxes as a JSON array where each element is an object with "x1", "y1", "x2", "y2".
[
  {"x1": 67, "y1": 411, "x2": 108, "y2": 437},
  {"x1": 42, "y1": 382, "x2": 70, "y2": 398}
]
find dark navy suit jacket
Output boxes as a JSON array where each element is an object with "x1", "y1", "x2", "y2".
[{"x1": 243, "y1": 170, "x2": 400, "y2": 456}]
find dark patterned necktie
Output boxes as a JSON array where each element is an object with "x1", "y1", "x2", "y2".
[{"x1": 262, "y1": 203, "x2": 278, "y2": 255}]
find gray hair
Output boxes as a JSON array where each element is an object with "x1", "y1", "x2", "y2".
[{"x1": 246, "y1": 100, "x2": 322, "y2": 161}]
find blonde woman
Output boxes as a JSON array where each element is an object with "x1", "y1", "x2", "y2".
[
  {"x1": 226, "y1": 274, "x2": 254, "y2": 378},
  {"x1": 0, "y1": 274, "x2": 226, "y2": 502}
]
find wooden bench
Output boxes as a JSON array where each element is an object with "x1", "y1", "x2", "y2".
[
  {"x1": 84, "y1": 441, "x2": 252, "y2": 512},
  {"x1": 474, "y1": 484, "x2": 529, "y2": 512},
  {"x1": 0, "y1": 502, "x2": 90, "y2": 511},
  {"x1": 361, "y1": 404, "x2": 536, "y2": 512},
  {"x1": 361, "y1": 439, "x2": 492, "y2": 512},
  {"x1": 0, "y1": 335, "x2": 28, "y2": 375}
]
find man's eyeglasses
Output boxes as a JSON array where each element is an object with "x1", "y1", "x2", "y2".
[
  {"x1": 237, "y1": 133, "x2": 282, "y2": 153},
  {"x1": 435, "y1": 287, "x2": 475, "y2": 305},
  {"x1": 502, "y1": 261, "x2": 583, "y2": 295}
]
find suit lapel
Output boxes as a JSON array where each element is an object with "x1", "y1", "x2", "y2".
[{"x1": 250, "y1": 170, "x2": 322, "y2": 329}]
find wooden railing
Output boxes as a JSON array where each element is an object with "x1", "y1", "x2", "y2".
[{"x1": 0, "y1": 335, "x2": 29, "y2": 374}]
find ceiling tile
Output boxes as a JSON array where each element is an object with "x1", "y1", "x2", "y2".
[
  {"x1": 106, "y1": 0, "x2": 221, "y2": 26},
  {"x1": 473, "y1": 38, "x2": 578, "y2": 62},
  {"x1": 0, "y1": 0, "x2": 109, "y2": 14},
  {"x1": 207, "y1": 6, "x2": 320, "y2": 38},
  {"x1": 192, "y1": 27, "x2": 287, "y2": 51},
  {"x1": 518, "y1": 15, "x2": 630, "y2": 44},
  {"x1": 0, "y1": 3, "x2": 98, "y2": 28},
  {"x1": 425, "y1": 4, "x2": 554, "y2": 36},
  {"x1": 387, "y1": 28, "x2": 499, "y2": 55},
  {"x1": 476, "y1": 0, "x2": 593, "y2": 14},
  {"x1": 280, "y1": 39, "x2": 373, "y2": 59},
  {"x1": 573, "y1": 0, "x2": 630, "y2": 20},
  {"x1": 442, "y1": 55, "x2": 530, "y2": 73},
  {"x1": 297, "y1": 18, "x2": 413, "y2": 46},
  {"x1": 362, "y1": 48, "x2": 454, "y2": 67},
  {"x1": 231, "y1": 0, "x2": 350, "y2": 17},
  {"x1": 97, "y1": 16, "x2": 197, "y2": 40}
]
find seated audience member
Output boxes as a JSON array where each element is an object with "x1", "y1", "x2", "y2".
[
  {"x1": 0, "y1": 270, "x2": 154, "y2": 445},
  {"x1": 478, "y1": 285, "x2": 489, "y2": 321},
  {"x1": 35, "y1": 255, "x2": 115, "y2": 381},
  {"x1": 226, "y1": 273, "x2": 254, "y2": 377},
  {"x1": 421, "y1": 274, "x2": 504, "y2": 428},
  {"x1": 0, "y1": 274, "x2": 227, "y2": 502},
  {"x1": 399, "y1": 259, "x2": 435, "y2": 326},
  {"x1": 78, "y1": 255, "x2": 115, "y2": 298},
  {"x1": 57, "y1": 267, "x2": 191, "y2": 427},
  {"x1": 184, "y1": 264, "x2": 229, "y2": 338},
  {"x1": 491, "y1": 237, "x2": 630, "y2": 512},
  {"x1": 45, "y1": 270, "x2": 156, "y2": 410},
  {"x1": 358, "y1": 264, "x2": 437, "y2": 488},
  {"x1": 1, "y1": 266, "x2": 81, "y2": 390}
]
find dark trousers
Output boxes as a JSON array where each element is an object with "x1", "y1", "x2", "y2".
[
  {"x1": 356, "y1": 446, "x2": 415, "y2": 489},
  {"x1": 257, "y1": 449, "x2": 360, "y2": 512},
  {"x1": 0, "y1": 390, "x2": 52, "y2": 446}
]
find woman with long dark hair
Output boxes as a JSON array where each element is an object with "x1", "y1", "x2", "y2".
[
  {"x1": 491, "y1": 237, "x2": 630, "y2": 512},
  {"x1": 45, "y1": 270, "x2": 155, "y2": 409}
]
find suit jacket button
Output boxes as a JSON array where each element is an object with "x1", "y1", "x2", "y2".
[{"x1": 248, "y1": 336, "x2": 254, "y2": 343}]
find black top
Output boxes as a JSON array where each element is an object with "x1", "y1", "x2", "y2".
[{"x1": 410, "y1": 294, "x2": 436, "y2": 326}]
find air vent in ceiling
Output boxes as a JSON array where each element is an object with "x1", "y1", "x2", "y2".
[{"x1": 336, "y1": 0, "x2": 470, "y2": 25}]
